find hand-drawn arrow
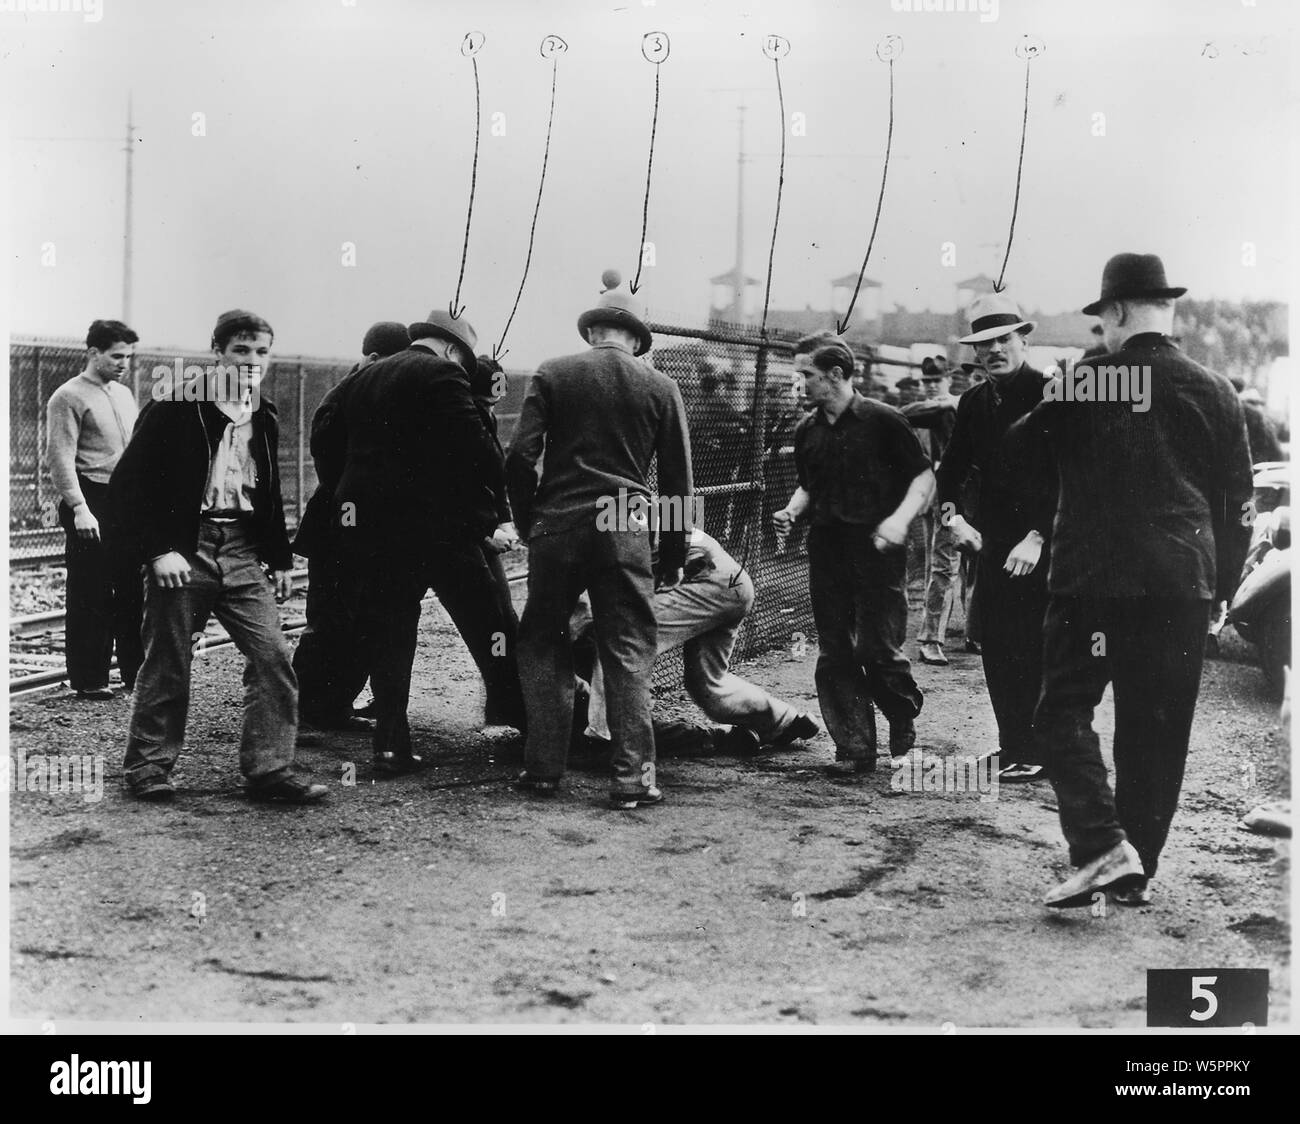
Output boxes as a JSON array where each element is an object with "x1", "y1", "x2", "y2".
[
  {"x1": 450, "y1": 31, "x2": 486, "y2": 320},
  {"x1": 630, "y1": 31, "x2": 670, "y2": 295},
  {"x1": 993, "y1": 36, "x2": 1046, "y2": 293}
]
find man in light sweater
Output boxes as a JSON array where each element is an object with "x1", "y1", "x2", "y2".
[{"x1": 45, "y1": 319, "x2": 144, "y2": 698}]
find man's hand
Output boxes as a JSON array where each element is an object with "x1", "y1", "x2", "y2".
[
  {"x1": 1004, "y1": 532, "x2": 1043, "y2": 578},
  {"x1": 486, "y1": 523, "x2": 520, "y2": 554},
  {"x1": 947, "y1": 513, "x2": 983, "y2": 554},
  {"x1": 872, "y1": 514, "x2": 909, "y2": 553},
  {"x1": 150, "y1": 551, "x2": 191, "y2": 589},
  {"x1": 771, "y1": 508, "x2": 797, "y2": 543},
  {"x1": 273, "y1": 570, "x2": 294, "y2": 601},
  {"x1": 72, "y1": 505, "x2": 100, "y2": 542},
  {"x1": 657, "y1": 566, "x2": 683, "y2": 590}
]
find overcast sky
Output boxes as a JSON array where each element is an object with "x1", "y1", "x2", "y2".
[{"x1": 2, "y1": 0, "x2": 1295, "y2": 367}]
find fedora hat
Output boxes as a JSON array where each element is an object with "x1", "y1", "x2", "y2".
[
  {"x1": 408, "y1": 308, "x2": 477, "y2": 370},
  {"x1": 576, "y1": 269, "x2": 653, "y2": 357},
  {"x1": 958, "y1": 293, "x2": 1036, "y2": 344},
  {"x1": 920, "y1": 355, "x2": 951, "y2": 379},
  {"x1": 1082, "y1": 253, "x2": 1187, "y2": 316}
]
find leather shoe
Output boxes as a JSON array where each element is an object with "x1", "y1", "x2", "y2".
[
  {"x1": 918, "y1": 641, "x2": 949, "y2": 666},
  {"x1": 247, "y1": 774, "x2": 328, "y2": 804},
  {"x1": 513, "y1": 771, "x2": 559, "y2": 797},
  {"x1": 716, "y1": 725, "x2": 761, "y2": 755},
  {"x1": 609, "y1": 786, "x2": 664, "y2": 810},
  {"x1": 889, "y1": 718, "x2": 917, "y2": 757},
  {"x1": 769, "y1": 713, "x2": 821, "y2": 748},
  {"x1": 964, "y1": 639, "x2": 982, "y2": 654},
  {"x1": 1111, "y1": 879, "x2": 1153, "y2": 906},
  {"x1": 826, "y1": 757, "x2": 874, "y2": 776},
  {"x1": 128, "y1": 776, "x2": 175, "y2": 802},
  {"x1": 1043, "y1": 840, "x2": 1145, "y2": 909},
  {"x1": 373, "y1": 751, "x2": 424, "y2": 776}
]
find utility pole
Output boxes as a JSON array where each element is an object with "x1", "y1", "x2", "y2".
[
  {"x1": 122, "y1": 92, "x2": 135, "y2": 323},
  {"x1": 732, "y1": 105, "x2": 745, "y2": 320}
]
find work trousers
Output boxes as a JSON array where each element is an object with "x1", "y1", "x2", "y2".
[
  {"x1": 808, "y1": 524, "x2": 923, "y2": 761},
  {"x1": 59, "y1": 475, "x2": 144, "y2": 691},
  {"x1": 974, "y1": 544, "x2": 1050, "y2": 764},
  {"x1": 124, "y1": 520, "x2": 297, "y2": 786},
  {"x1": 519, "y1": 524, "x2": 657, "y2": 795},
  {"x1": 1035, "y1": 595, "x2": 1211, "y2": 878},
  {"x1": 344, "y1": 538, "x2": 524, "y2": 757}
]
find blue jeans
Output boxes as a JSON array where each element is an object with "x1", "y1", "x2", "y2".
[{"x1": 124, "y1": 521, "x2": 298, "y2": 787}]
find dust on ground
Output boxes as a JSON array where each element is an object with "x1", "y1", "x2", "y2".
[{"x1": 7, "y1": 589, "x2": 1290, "y2": 1027}]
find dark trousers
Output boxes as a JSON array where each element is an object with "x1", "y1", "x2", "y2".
[
  {"x1": 808, "y1": 524, "x2": 923, "y2": 760},
  {"x1": 345, "y1": 539, "x2": 524, "y2": 757},
  {"x1": 59, "y1": 476, "x2": 144, "y2": 691},
  {"x1": 974, "y1": 545, "x2": 1049, "y2": 764},
  {"x1": 292, "y1": 542, "x2": 370, "y2": 726},
  {"x1": 518, "y1": 524, "x2": 657, "y2": 794},
  {"x1": 1035, "y1": 596, "x2": 1211, "y2": 878}
]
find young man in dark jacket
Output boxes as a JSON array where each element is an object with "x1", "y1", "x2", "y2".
[{"x1": 111, "y1": 309, "x2": 326, "y2": 805}]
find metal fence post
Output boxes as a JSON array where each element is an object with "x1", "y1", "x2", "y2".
[
  {"x1": 33, "y1": 345, "x2": 43, "y2": 522},
  {"x1": 297, "y1": 363, "x2": 307, "y2": 526}
]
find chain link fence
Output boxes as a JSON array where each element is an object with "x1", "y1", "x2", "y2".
[
  {"x1": 8, "y1": 339, "x2": 358, "y2": 562},
  {"x1": 9, "y1": 327, "x2": 879, "y2": 686}
]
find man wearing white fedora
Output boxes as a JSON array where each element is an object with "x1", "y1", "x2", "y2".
[
  {"x1": 936, "y1": 292, "x2": 1055, "y2": 784},
  {"x1": 507, "y1": 270, "x2": 693, "y2": 810}
]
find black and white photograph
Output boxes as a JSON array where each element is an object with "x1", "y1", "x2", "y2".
[{"x1": 3, "y1": 0, "x2": 1294, "y2": 1056}]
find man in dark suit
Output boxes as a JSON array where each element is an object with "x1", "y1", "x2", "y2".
[
  {"x1": 937, "y1": 294, "x2": 1055, "y2": 784},
  {"x1": 506, "y1": 271, "x2": 693, "y2": 810},
  {"x1": 292, "y1": 321, "x2": 409, "y2": 732},
  {"x1": 1015, "y1": 254, "x2": 1254, "y2": 908},
  {"x1": 326, "y1": 309, "x2": 525, "y2": 774}
]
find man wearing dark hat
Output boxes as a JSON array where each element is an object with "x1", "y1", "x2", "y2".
[
  {"x1": 327, "y1": 309, "x2": 525, "y2": 774},
  {"x1": 772, "y1": 332, "x2": 933, "y2": 774},
  {"x1": 936, "y1": 293, "x2": 1054, "y2": 784},
  {"x1": 507, "y1": 271, "x2": 692, "y2": 809},
  {"x1": 1012, "y1": 253, "x2": 1254, "y2": 908},
  {"x1": 292, "y1": 321, "x2": 409, "y2": 732}
]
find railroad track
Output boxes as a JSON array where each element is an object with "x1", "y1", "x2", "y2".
[{"x1": 9, "y1": 565, "x2": 530, "y2": 696}]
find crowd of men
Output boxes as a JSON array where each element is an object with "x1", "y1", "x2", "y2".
[{"x1": 43, "y1": 251, "x2": 1264, "y2": 908}]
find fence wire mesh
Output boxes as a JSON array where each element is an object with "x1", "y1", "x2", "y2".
[{"x1": 9, "y1": 326, "x2": 873, "y2": 690}]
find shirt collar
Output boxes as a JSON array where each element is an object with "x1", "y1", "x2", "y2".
[{"x1": 592, "y1": 340, "x2": 635, "y2": 355}]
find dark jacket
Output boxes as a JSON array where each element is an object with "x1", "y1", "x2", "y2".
[
  {"x1": 1009, "y1": 334, "x2": 1254, "y2": 600},
  {"x1": 293, "y1": 361, "x2": 364, "y2": 560},
  {"x1": 110, "y1": 399, "x2": 293, "y2": 570},
  {"x1": 936, "y1": 363, "x2": 1054, "y2": 551},
  {"x1": 1241, "y1": 399, "x2": 1283, "y2": 465},
  {"x1": 326, "y1": 345, "x2": 503, "y2": 558},
  {"x1": 474, "y1": 398, "x2": 512, "y2": 526},
  {"x1": 506, "y1": 341, "x2": 693, "y2": 573}
]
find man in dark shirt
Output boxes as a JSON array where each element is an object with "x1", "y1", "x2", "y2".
[
  {"x1": 506, "y1": 272, "x2": 693, "y2": 810},
  {"x1": 1013, "y1": 253, "x2": 1254, "y2": 908},
  {"x1": 772, "y1": 332, "x2": 934, "y2": 774},
  {"x1": 936, "y1": 295, "x2": 1054, "y2": 784}
]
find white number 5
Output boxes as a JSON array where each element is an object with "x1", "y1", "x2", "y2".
[{"x1": 1190, "y1": 975, "x2": 1218, "y2": 1022}]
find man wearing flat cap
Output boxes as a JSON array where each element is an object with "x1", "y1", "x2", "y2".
[
  {"x1": 327, "y1": 309, "x2": 525, "y2": 774},
  {"x1": 1010, "y1": 253, "x2": 1254, "y2": 909},
  {"x1": 507, "y1": 270, "x2": 692, "y2": 810},
  {"x1": 936, "y1": 293, "x2": 1055, "y2": 784}
]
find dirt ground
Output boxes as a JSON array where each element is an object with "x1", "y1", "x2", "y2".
[{"x1": 7, "y1": 587, "x2": 1291, "y2": 1029}]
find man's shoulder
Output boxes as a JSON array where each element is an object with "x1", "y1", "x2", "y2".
[
  {"x1": 48, "y1": 375, "x2": 90, "y2": 407},
  {"x1": 850, "y1": 393, "x2": 910, "y2": 425}
]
